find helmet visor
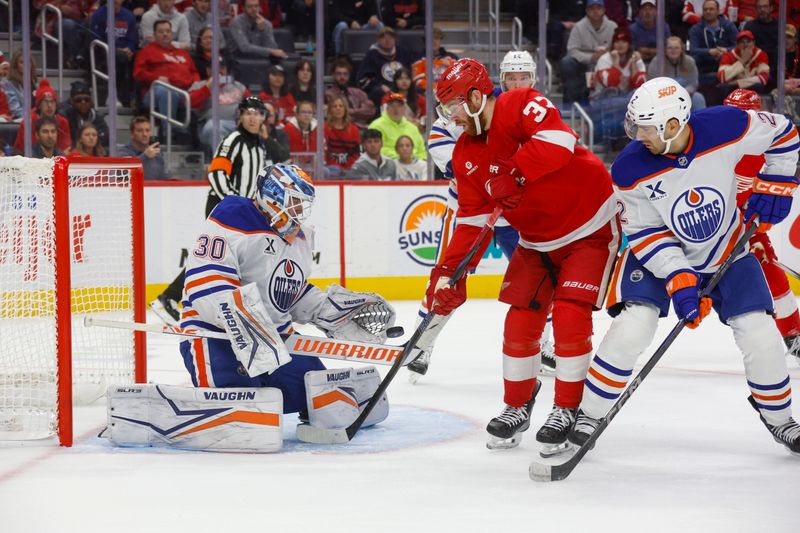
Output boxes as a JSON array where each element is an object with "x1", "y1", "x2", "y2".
[
  {"x1": 624, "y1": 115, "x2": 659, "y2": 141},
  {"x1": 436, "y1": 100, "x2": 466, "y2": 123}
]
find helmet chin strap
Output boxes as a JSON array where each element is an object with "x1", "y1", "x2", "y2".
[
  {"x1": 462, "y1": 94, "x2": 488, "y2": 135},
  {"x1": 659, "y1": 121, "x2": 686, "y2": 155}
]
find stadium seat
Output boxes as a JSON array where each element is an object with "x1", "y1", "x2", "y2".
[
  {"x1": 273, "y1": 28, "x2": 299, "y2": 59},
  {"x1": 395, "y1": 30, "x2": 424, "y2": 56},
  {"x1": 341, "y1": 29, "x2": 380, "y2": 64}
]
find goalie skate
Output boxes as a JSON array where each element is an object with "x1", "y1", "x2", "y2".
[
  {"x1": 150, "y1": 294, "x2": 180, "y2": 326},
  {"x1": 407, "y1": 351, "x2": 431, "y2": 384},
  {"x1": 486, "y1": 381, "x2": 542, "y2": 450}
]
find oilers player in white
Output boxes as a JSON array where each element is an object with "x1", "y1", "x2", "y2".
[
  {"x1": 567, "y1": 77, "x2": 800, "y2": 454},
  {"x1": 178, "y1": 163, "x2": 394, "y2": 440},
  {"x1": 408, "y1": 50, "x2": 556, "y2": 383}
]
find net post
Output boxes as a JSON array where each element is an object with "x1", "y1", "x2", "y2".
[
  {"x1": 53, "y1": 156, "x2": 73, "y2": 447},
  {"x1": 130, "y1": 162, "x2": 147, "y2": 382}
]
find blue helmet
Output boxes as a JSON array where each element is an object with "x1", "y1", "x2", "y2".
[{"x1": 255, "y1": 164, "x2": 315, "y2": 238}]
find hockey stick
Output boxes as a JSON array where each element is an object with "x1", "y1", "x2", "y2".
[
  {"x1": 775, "y1": 259, "x2": 800, "y2": 281},
  {"x1": 84, "y1": 317, "x2": 421, "y2": 368},
  {"x1": 297, "y1": 206, "x2": 504, "y2": 444},
  {"x1": 529, "y1": 219, "x2": 760, "y2": 482}
]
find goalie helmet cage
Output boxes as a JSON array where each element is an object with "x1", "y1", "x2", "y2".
[{"x1": 0, "y1": 156, "x2": 146, "y2": 447}]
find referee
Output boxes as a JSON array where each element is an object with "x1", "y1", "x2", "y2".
[{"x1": 151, "y1": 97, "x2": 289, "y2": 324}]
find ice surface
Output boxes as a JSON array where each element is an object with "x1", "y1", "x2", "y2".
[{"x1": 2, "y1": 300, "x2": 799, "y2": 532}]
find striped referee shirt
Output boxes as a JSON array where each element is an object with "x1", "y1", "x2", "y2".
[{"x1": 207, "y1": 126, "x2": 273, "y2": 200}]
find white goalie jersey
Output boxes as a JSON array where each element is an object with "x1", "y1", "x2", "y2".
[{"x1": 180, "y1": 195, "x2": 325, "y2": 335}]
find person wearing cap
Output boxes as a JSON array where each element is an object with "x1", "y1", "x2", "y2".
[
  {"x1": 630, "y1": 0, "x2": 671, "y2": 62},
  {"x1": 356, "y1": 26, "x2": 418, "y2": 109},
  {"x1": 368, "y1": 92, "x2": 426, "y2": 161},
  {"x1": 717, "y1": 29, "x2": 770, "y2": 99},
  {"x1": 559, "y1": 0, "x2": 618, "y2": 105},
  {"x1": 330, "y1": 0, "x2": 383, "y2": 56},
  {"x1": 348, "y1": 128, "x2": 397, "y2": 181},
  {"x1": 744, "y1": 0, "x2": 779, "y2": 86},
  {"x1": 688, "y1": 0, "x2": 738, "y2": 85},
  {"x1": 13, "y1": 79, "x2": 72, "y2": 154},
  {"x1": 229, "y1": 0, "x2": 288, "y2": 61},
  {"x1": 258, "y1": 64, "x2": 296, "y2": 124},
  {"x1": 90, "y1": 0, "x2": 138, "y2": 108},
  {"x1": 411, "y1": 27, "x2": 459, "y2": 91},
  {"x1": 592, "y1": 27, "x2": 647, "y2": 99},
  {"x1": 60, "y1": 81, "x2": 110, "y2": 151}
]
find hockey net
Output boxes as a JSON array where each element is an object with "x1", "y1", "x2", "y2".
[{"x1": 0, "y1": 156, "x2": 146, "y2": 446}]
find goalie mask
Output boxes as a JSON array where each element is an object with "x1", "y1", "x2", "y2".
[
  {"x1": 624, "y1": 77, "x2": 691, "y2": 154},
  {"x1": 256, "y1": 164, "x2": 315, "y2": 239},
  {"x1": 500, "y1": 50, "x2": 536, "y2": 91}
]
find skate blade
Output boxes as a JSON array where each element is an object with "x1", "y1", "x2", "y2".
[
  {"x1": 538, "y1": 366, "x2": 556, "y2": 377},
  {"x1": 295, "y1": 423, "x2": 349, "y2": 444},
  {"x1": 486, "y1": 434, "x2": 522, "y2": 450},
  {"x1": 408, "y1": 371, "x2": 423, "y2": 385},
  {"x1": 149, "y1": 301, "x2": 179, "y2": 327},
  {"x1": 538, "y1": 441, "x2": 572, "y2": 458}
]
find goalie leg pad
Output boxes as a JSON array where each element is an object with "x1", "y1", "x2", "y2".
[
  {"x1": 218, "y1": 283, "x2": 292, "y2": 377},
  {"x1": 304, "y1": 368, "x2": 360, "y2": 429},
  {"x1": 105, "y1": 384, "x2": 283, "y2": 452},
  {"x1": 353, "y1": 365, "x2": 389, "y2": 427}
]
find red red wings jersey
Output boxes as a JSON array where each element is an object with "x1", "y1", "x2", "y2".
[{"x1": 734, "y1": 153, "x2": 765, "y2": 207}]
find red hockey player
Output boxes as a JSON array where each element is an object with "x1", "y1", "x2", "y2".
[
  {"x1": 429, "y1": 58, "x2": 621, "y2": 453},
  {"x1": 725, "y1": 88, "x2": 800, "y2": 357}
]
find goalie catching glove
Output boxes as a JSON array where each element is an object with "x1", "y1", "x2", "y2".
[
  {"x1": 311, "y1": 284, "x2": 397, "y2": 343},
  {"x1": 218, "y1": 283, "x2": 292, "y2": 376}
]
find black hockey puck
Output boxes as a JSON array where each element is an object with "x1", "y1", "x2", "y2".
[{"x1": 386, "y1": 326, "x2": 404, "y2": 338}]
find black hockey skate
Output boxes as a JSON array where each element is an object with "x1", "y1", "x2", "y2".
[
  {"x1": 567, "y1": 409, "x2": 601, "y2": 448},
  {"x1": 536, "y1": 405, "x2": 577, "y2": 457},
  {"x1": 540, "y1": 343, "x2": 556, "y2": 376},
  {"x1": 748, "y1": 396, "x2": 800, "y2": 454},
  {"x1": 150, "y1": 293, "x2": 180, "y2": 326},
  {"x1": 783, "y1": 334, "x2": 800, "y2": 360},
  {"x1": 407, "y1": 351, "x2": 431, "y2": 384},
  {"x1": 486, "y1": 381, "x2": 542, "y2": 450}
]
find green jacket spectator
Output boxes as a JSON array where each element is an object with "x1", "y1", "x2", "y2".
[{"x1": 367, "y1": 93, "x2": 427, "y2": 161}]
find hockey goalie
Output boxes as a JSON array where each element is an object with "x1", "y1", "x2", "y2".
[{"x1": 106, "y1": 164, "x2": 394, "y2": 451}]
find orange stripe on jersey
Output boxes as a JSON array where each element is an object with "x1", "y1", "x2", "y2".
[
  {"x1": 312, "y1": 390, "x2": 358, "y2": 409},
  {"x1": 193, "y1": 338, "x2": 209, "y2": 387},
  {"x1": 181, "y1": 309, "x2": 199, "y2": 319},
  {"x1": 436, "y1": 209, "x2": 455, "y2": 266},
  {"x1": 606, "y1": 248, "x2": 628, "y2": 309},
  {"x1": 232, "y1": 289, "x2": 280, "y2": 345},
  {"x1": 713, "y1": 215, "x2": 744, "y2": 267},
  {"x1": 589, "y1": 367, "x2": 627, "y2": 388},
  {"x1": 616, "y1": 166, "x2": 673, "y2": 191},
  {"x1": 631, "y1": 231, "x2": 674, "y2": 254},
  {"x1": 751, "y1": 389, "x2": 792, "y2": 402},
  {"x1": 210, "y1": 215, "x2": 278, "y2": 235},
  {"x1": 775, "y1": 127, "x2": 799, "y2": 146},
  {"x1": 208, "y1": 156, "x2": 233, "y2": 175},
  {"x1": 185, "y1": 274, "x2": 241, "y2": 292},
  {"x1": 175, "y1": 411, "x2": 281, "y2": 437}
]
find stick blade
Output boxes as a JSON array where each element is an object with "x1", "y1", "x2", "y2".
[
  {"x1": 295, "y1": 424, "x2": 350, "y2": 444},
  {"x1": 528, "y1": 461, "x2": 555, "y2": 482}
]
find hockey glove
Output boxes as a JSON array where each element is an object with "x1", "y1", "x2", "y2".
[
  {"x1": 744, "y1": 173, "x2": 799, "y2": 232},
  {"x1": 485, "y1": 159, "x2": 525, "y2": 209},
  {"x1": 666, "y1": 271, "x2": 712, "y2": 329},
  {"x1": 426, "y1": 264, "x2": 467, "y2": 315},
  {"x1": 749, "y1": 231, "x2": 777, "y2": 265}
]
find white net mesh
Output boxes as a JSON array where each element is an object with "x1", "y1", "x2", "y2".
[{"x1": 0, "y1": 157, "x2": 139, "y2": 441}]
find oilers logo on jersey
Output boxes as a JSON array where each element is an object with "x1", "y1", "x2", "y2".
[
  {"x1": 269, "y1": 259, "x2": 305, "y2": 312},
  {"x1": 670, "y1": 187, "x2": 725, "y2": 243}
]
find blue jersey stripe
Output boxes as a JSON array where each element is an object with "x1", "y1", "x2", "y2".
[
  {"x1": 593, "y1": 354, "x2": 634, "y2": 377},
  {"x1": 585, "y1": 379, "x2": 622, "y2": 400},
  {"x1": 747, "y1": 375, "x2": 791, "y2": 390},
  {"x1": 627, "y1": 225, "x2": 670, "y2": 242},
  {"x1": 695, "y1": 214, "x2": 738, "y2": 271},
  {"x1": 752, "y1": 399, "x2": 792, "y2": 411},
  {"x1": 179, "y1": 320, "x2": 225, "y2": 333},
  {"x1": 765, "y1": 142, "x2": 800, "y2": 155},
  {"x1": 186, "y1": 264, "x2": 239, "y2": 278},
  {"x1": 187, "y1": 285, "x2": 236, "y2": 304},
  {"x1": 773, "y1": 121, "x2": 795, "y2": 141}
]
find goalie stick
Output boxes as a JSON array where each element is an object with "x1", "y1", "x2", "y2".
[
  {"x1": 296, "y1": 206, "x2": 505, "y2": 444},
  {"x1": 529, "y1": 219, "x2": 759, "y2": 482},
  {"x1": 84, "y1": 317, "x2": 418, "y2": 368}
]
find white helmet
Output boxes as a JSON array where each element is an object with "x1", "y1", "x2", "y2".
[
  {"x1": 500, "y1": 50, "x2": 536, "y2": 90},
  {"x1": 624, "y1": 77, "x2": 691, "y2": 154}
]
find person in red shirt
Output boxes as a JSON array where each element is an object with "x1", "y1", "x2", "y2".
[
  {"x1": 428, "y1": 58, "x2": 620, "y2": 453},
  {"x1": 14, "y1": 79, "x2": 72, "y2": 153},
  {"x1": 324, "y1": 94, "x2": 362, "y2": 176},
  {"x1": 133, "y1": 19, "x2": 200, "y2": 135},
  {"x1": 258, "y1": 64, "x2": 296, "y2": 124},
  {"x1": 724, "y1": 88, "x2": 800, "y2": 358},
  {"x1": 284, "y1": 100, "x2": 317, "y2": 152}
]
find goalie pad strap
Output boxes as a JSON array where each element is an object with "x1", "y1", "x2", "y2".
[{"x1": 105, "y1": 384, "x2": 283, "y2": 452}]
